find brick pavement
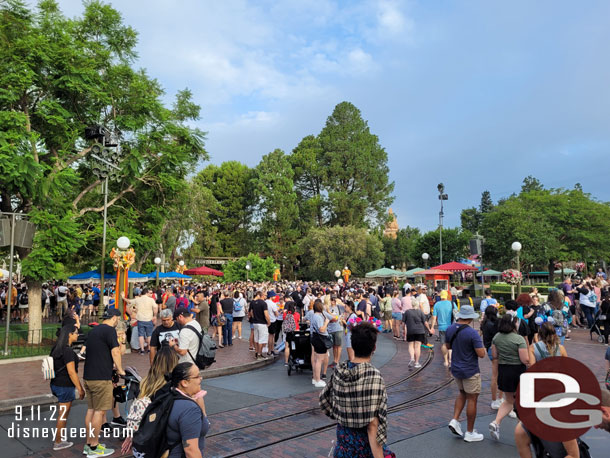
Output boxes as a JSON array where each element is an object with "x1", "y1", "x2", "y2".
[
  {"x1": 0, "y1": 337, "x2": 260, "y2": 403},
  {"x1": 22, "y1": 325, "x2": 610, "y2": 457}
]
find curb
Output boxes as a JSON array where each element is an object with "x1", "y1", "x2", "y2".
[
  {"x1": 0, "y1": 355, "x2": 279, "y2": 412},
  {"x1": 0, "y1": 355, "x2": 47, "y2": 365}
]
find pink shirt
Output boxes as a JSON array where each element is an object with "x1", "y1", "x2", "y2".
[
  {"x1": 391, "y1": 297, "x2": 402, "y2": 313},
  {"x1": 400, "y1": 295, "x2": 412, "y2": 313}
]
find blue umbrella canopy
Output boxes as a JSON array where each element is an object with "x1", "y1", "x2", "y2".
[{"x1": 68, "y1": 270, "x2": 115, "y2": 284}]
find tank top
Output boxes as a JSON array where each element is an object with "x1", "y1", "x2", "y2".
[{"x1": 533, "y1": 341, "x2": 561, "y2": 361}]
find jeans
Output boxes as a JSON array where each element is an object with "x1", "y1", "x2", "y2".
[
  {"x1": 582, "y1": 306, "x2": 595, "y2": 328},
  {"x1": 222, "y1": 313, "x2": 233, "y2": 346}
]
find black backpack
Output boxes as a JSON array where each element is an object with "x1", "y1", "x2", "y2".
[
  {"x1": 185, "y1": 324, "x2": 217, "y2": 370},
  {"x1": 132, "y1": 387, "x2": 197, "y2": 458}
]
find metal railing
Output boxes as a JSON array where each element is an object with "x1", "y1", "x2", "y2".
[{"x1": 0, "y1": 326, "x2": 58, "y2": 359}]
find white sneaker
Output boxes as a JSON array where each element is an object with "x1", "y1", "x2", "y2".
[
  {"x1": 508, "y1": 410, "x2": 517, "y2": 419},
  {"x1": 311, "y1": 379, "x2": 316, "y2": 385},
  {"x1": 489, "y1": 421, "x2": 500, "y2": 440},
  {"x1": 408, "y1": 359, "x2": 414, "y2": 367},
  {"x1": 53, "y1": 441, "x2": 73, "y2": 451},
  {"x1": 414, "y1": 362, "x2": 422, "y2": 368},
  {"x1": 491, "y1": 399, "x2": 502, "y2": 410},
  {"x1": 464, "y1": 430, "x2": 484, "y2": 442},
  {"x1": 314, "y1": 380, "x2": 327, "y2": 388},
  {"x1": 448, "y1": 418, "x2": 463, "y2": 437}
]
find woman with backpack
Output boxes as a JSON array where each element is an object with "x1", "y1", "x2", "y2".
[
  {"x1": 49, "y1": 325, "x2": 85, "y2": 451},
  {"x1": 480, "y1": 306, "x2": 502, "y2": 410},
  {"x1": 232, "y1": 290, "x2": 246, "y2": 340},
  {"x1": 282, "y1": 301, "x2": 300, "y2": 366},
  {"x1": 165, "y1": 362, "x2": 209, "y2": 458},
  {"x1": 122, "y1": 345, "x2": 179, "y2": 455}
]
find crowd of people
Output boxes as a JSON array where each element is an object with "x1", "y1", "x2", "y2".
[{"x1": 29, "y1": 272, "x2": 610, "y2": 457}]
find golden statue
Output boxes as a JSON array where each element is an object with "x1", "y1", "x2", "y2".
[{"x1": 383, "y1": 208, "x2": 399, "y2": 239}]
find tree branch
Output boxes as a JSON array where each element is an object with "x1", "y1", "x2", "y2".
[
  {"x1": 72, "y1": 179, "x2": 102, "y2": 210},
  {"x1": 78, "y1": 184, "x2": 135, "y2": 216}
]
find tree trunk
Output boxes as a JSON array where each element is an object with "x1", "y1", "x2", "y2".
[
  {"x1": 548, "y1": 260, "x2": 555, "y2": 286},
  {"x1": 26, "y1": 279, "x2": 42, "y2": 344}
]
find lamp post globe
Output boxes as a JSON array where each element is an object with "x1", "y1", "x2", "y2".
[
  {"x1": 154, "y1": 257, "x2": 161, "y2": 265},
  {"x1": 511, "y1": 241, "x2": 522, "y2": 295},
  {"x1": 245, "y1": 261, "x2": 252, "y2": 281},
  {"x1": 117, "y1": 236, "x2": 130, "y2": 250},
  {"x1": 422, "y1": 252, "x2": 429, "y2": 268},
  {"x1": 511, "y1": 241, "x2": 522, "y2": 252},
  {"x1": 179, "y1": 260, "x2": 185, "y2": 267}
]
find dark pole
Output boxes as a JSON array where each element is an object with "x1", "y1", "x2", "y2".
[{"x1": 3, "y1": 214, "x2": 16, "y2": 355}]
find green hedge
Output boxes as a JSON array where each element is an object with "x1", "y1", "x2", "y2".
[{"x1": 491, "y1": 284, "x2": 554, "y2": 294}]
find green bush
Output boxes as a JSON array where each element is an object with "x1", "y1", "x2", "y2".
[{"x1": 491, "y1": 284, "x2": 553, "y2": 294}]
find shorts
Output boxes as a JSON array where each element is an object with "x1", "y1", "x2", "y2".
[
  {"x1": 83, "y1": 379, "x2": 113, "y2": 411},
  {"x1": 253, "y1": 323, "x2": 269, "y2": 344},
  {"x1": 268, "y1": 321, "x2": 278, "y2": 335},
  {"x1": 439, "y1": 330, "x2": 447, "y2": 345},
  {"x1": 93, "y1": 299, "x2": 100, "y2": 307},
  {"x1": 345, "y1": 332, "x2": 352, "y2": 349},
  {"x1": 391, "y1": 312, "x2": 402, "y2": 320},
  {"x1": 18, "y1": 303, "x2": 28, "y2": 309},
  {"x1": 51, "y1": 384, "x2": 76, "y2": 403},
  {"x1": 454, "y1": 373, "x2": 481, "y2": 394},
  {"x1": 312, "y1": 333, "x2": 331, "y2": 354},
  {"x1": 233, "y1": 316, "x2": 243, "y2": 322},
  {"x1": 406, "y1": 333, "x2": 425, "y2": 343},
  {"x1": 137, "y1": 320, "x2": 154, "y2": 338},
  {"x1": 383, "y1": 310, "x2": 392, "y2": 321},
  {"x1": 497, "y1": 364, "x2": 526, "y2": 393},
  {"x1": 487, "y1": 346, "x2": 493, "y2": 361},
  {"x1": 331, "y1": 330, "x2": 343, "y2": 347}
]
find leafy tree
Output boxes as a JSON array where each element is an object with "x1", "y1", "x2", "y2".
[
  {"x1": 318, "y1": 102, "x2": 394, "y2": 227},
  {"x1": 289, "y1": 135, "x2": 326, "y2": 230},
  {"x1": 521, "y1": 175, "x2": 544, "y2": 193},
  {"x1": 252, "y1": 149, "x2": 299, "y2": 274},
  {"x1": 193, "y1": 161, "x2": 254, "y2": 256},
  {"x1": 0, "y1": 1, "x2": 207, "y2": 341},
  {"x1": 414, "y1": 228, "x2": 472, "y2": 266},
  {"x1": 460, "y1": 207, "x2": 480, "y2": 233},
  {"x1": 223, "y1": 253, "x2": 277, "y2": 282},
  {"x1": 382, "y1": 227, "x2": 421, "y2": 269},
  {"x1": 298, "y1": 226, "x2": 384, "y2": 280}
]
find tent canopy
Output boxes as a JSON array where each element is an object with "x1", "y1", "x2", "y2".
[
  {"x1": 414, "y1": 269, "x2": 454, "y2": 276},
  {"x1": 68, "y1": 270, "x2": 115, "y2": 284},
  {"x1": 478, "y1": 269, "x2": 502, "y2": 276},
  {"x1": 148, "y1": 271, "x2": 192, "y2": 280},
  {"x1": 365, "y1": 267, "x2": 406, "y2": 278},
  {"x1": 404, "y1": 267, "x2": 425, "y2": 277},
  {"x1": 431, "y1": 261, "x2": 478, "y2": 272},
  {"x1": 183, "y1": 266, "x2": 224, "y2": 277},
  {"x1": 127, "y1": 272, "x2": 149, "y2": 283}
]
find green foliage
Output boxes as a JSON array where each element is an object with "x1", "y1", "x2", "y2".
[
  {"x1": 252, "y1": 149, "x2": 299, "y2": 271},
  {"x1": 480, "y1": 188, "x2": 610, "y2": 271},
  {"x1": 318, "y1": 102, "x2": 394, "y2": 227},
  {"x1": 223, "y1": 253, "x2": 277, "y2": 282},
  {"x1": 414, "y1": 227, "x2": 472, "y2": 266},
  {"x1": 382, "y1": 227, "x2": 421, "y2": 269},
  {"x1": 521, "y1": 176, "x2": 544, "y2": 193},
  {"x1": 192, "y1": 161, "x2": 254, "y2": 256},
  {"x1": 290, "y1": 135, "x2": 325, "y2": 229},
  {"x1": 298, "y1": 226, "x2": 384, "y2": 280},
  {"x1": 460, "y1": 207, "x2": 480, "y2": 233},
  {"x1": 479, "y1": 190, "x2": 494, "y2": 214}
]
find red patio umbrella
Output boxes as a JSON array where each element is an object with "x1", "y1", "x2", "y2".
[
  {"x1": 431, "y1": 261, "x2": 478, "y2": 272},
  {"x1": 183, "y1": 266, "x2": 224, "y2": 277}
]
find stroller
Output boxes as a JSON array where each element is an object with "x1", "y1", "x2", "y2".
[
  {"x1": 102, "y1": 366, "x2": 141, "y2": 432},
  {"x1": 589, "y1": 308, "x2": 608, "y2": 343},
  {"x1": 286, "y1": 329, "x2": 312, "y2": 376}
]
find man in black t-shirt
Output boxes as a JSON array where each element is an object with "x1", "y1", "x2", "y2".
[
  {"x1": 219, "y1": 291, "x2": 235, "y2": 346},
  {"x1": 249, "y1": 291, "x2": 270, "y2": 359},
  {"x1": 149, "y1": 308, "x2": 181, "y2": 364},
  {"x1": 83, "y1": 309, "x2": 124, "y2": 456}
]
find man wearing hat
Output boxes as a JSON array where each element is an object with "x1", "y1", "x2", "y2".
[
  {"x1": 445, "y1": 305, "x2": 486, "y2": 443},
  {"x1": 83, "y1": 308, "x2": 124, "y2": 457},
  {"x1": 173, "y1": 307, "x2": 202, "y2": 364},
  {"x1": 430, "y1": 290, "x2": 458, "y2": 367}
]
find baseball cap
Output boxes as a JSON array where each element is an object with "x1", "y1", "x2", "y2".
[
  {"x1": 440, "y1": 290, "x2": 449, "y2": 300},
  {"x1": 173, "y1": 307, "x2": 191, "y2": 319},
  {"x1": 105, "y1": 308, "x2": 121, "y2": 318}
]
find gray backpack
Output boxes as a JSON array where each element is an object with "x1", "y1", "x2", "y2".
[{"x1": 185, "y1": 324, "x2": 217, "y2": 369}]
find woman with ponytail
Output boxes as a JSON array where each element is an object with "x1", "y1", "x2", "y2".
[{"x1": 529, "y1": 322, "x2": 567, "y2": 362}]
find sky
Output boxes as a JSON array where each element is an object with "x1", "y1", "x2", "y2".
[{"x1": 52, "y1": 0, "x2": 610, "y2": 231}]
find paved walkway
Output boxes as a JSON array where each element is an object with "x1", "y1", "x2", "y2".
[{"x1": 0, "y1": 324, "x2": 607, "y2": 457}]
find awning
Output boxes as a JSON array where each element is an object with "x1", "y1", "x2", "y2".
[
  {"x1": 478, "y1": 269, "x2": 502, "y2": 276},
  {"x1": 404, "y1": 267, "x2": 425, "y2": 277},
  {"x1": 431, "y1": 261, "x2": 478, "y2": 272},
  {"x1": 68, "y1": 270, "x2": 115, "y2": 284},
  {"x1": 183, "y1": 266, "x2": 224, "y2": 277},
  {"x1": 365, "y1": 267, "x2": 407, "y2": 278}
]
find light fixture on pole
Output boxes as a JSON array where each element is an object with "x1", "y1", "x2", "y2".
[
  {"x1": 437, "y1": 183, "x2": 448, "y2": 264},
  {"x1": 245, "y1": 261, "x2": 252, "y2": 282},
  {"x1": 111, "y1": 236, "x2": 134, "y2": 319},
  {"x1": 1, "y1": 213, "x2": 35, "y2": 353},
  {"x1": 154, "y1": 257, "x2": 162, "y2": 287},
  {"x1": 422, "y1": 252, "x2": 429, "y2": 269},
  {"x1": 512, "y1": 241, "x2": 522, "y2": 294}
]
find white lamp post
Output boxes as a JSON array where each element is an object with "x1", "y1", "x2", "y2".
[
  {"x1": 245, "y1": 261, "x2": 252, "y2": 282},
  {"x1": 154, "y1": 257, "x2": 161, "y2": 287},
  {"x1": 512, "y1": 241, "x2": 522, "y2": 294},
  {"x1": 422, "y1": 252, "x2": 429, "y2": 269}
]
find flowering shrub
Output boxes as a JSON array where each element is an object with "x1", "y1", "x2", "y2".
[
  {"x1": 502, "y1": 269, "x2": 522, "y2": 285},
  {"x1": 575, "y1": 262, "x2": 586, "y2": 272}
]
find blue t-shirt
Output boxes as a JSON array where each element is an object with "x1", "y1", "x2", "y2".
[
  {"x1": 432, "y1": 300, "x2": 455, "y2": 331},
  {"x1": 311, "y1": 312, "x2": 329, "y2": 336},
  {"x1": 92, "y1": 287, "x2": 100, "y2": 301},
  {"x1": 327, "y1": 306, "x2": 343, "y2": 334},
  {"x1": 479, "y1": 298, "x2": 497, "y2": 314},
  {"x1": 167, "y1": 399, "x2": 210, "y2": 458},
  {"x1": 445, "y1": 323, "x2": 484, "y2": 379}
]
